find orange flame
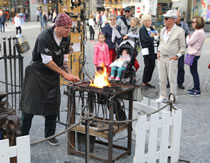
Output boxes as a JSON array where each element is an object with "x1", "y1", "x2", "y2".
[{"x1": 90, "y1": 66, "x2": 111, "y2": 88}]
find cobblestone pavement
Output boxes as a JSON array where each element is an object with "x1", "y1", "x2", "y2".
[{"x1": 0, "y1": 22, "x2": 210, "y2": 163}]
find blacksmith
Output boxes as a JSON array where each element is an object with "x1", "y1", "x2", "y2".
[{"x1": 20, "y1": 13, "x2": 80, "y2": 145}]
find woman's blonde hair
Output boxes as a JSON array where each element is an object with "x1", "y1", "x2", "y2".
[
  {"x1": 141, "y1": 14, "x2": 152, "y2": 25},
  {"x1": 89, "y1": 14, "x2": 94, "y2": 19},
  {"x1": 131, "y1": 17, "x2": 140, "y2": 26}
]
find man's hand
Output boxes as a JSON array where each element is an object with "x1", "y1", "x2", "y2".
[
  {"x1": 123, "y1": 35, "x2": 128, "y2": 40},
  {"x1": 170, "y1": 56, "x2": 178, "y2": 60},
  {"x1": 63, "y1": 73, "x2": 80, "y2": 82},
  {"x1": 45, "y1": 61, "x2": 80, "y2": 82}
]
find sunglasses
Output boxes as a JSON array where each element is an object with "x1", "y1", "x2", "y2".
[
  {"x1": 164, "y1": 17, "x2": 169, "y2": 21},
  {"x1": 125, "y1": 10, "x2": 130, "y2": 13}
]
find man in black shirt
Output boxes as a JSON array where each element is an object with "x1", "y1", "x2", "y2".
[
  {"x1": 175, "y1": 11, "x2": 190, "y2": 89},
  {"x1": 20, "y1": 13, "x2": 80, "y2": 145}
]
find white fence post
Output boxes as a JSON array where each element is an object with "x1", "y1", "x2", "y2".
[
  {"x1": 0, "y1": 139, "x2": 10, "y2": 162},
  {"x1": 133, "y1": 109, "x2": 182, "y2": 163},
  {"x1": 0, "y1": 135, "x2": 31, "y2": 163}
]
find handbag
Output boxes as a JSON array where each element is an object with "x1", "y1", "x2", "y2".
[
  {"x1": 184, "y1": 54, "x2": 195, "y2": 66},
  {"x1": 16, "y1": 35, "x2": 30, "y2": 54}
]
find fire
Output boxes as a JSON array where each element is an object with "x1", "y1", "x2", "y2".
[{"x1": 90, "y1": 66, "x2": 110, "y2": 88}]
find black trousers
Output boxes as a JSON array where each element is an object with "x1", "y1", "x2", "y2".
[
  {"x1": 37, "y1": 15, "x2": 39, "y2": 22},
  {"x1": 142, "y1": 56, "x2": 155, "y2": 84},
  {"x1": 177, "y1": 55, "x2": 185, "y2": 85},
  {"x1": 16, "y1": 26, "x2": 22, "y2": 35},
  {"x1": 21, "y1": 112, "x2": 57, "y2": 138},
  {"x1": 89, "y1": 26, "x2": 95, "y2": 40}
]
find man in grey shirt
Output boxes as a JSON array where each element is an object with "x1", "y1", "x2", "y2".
[{"x1": 117, "y1": 6, "x2": 132, "y2": 36}]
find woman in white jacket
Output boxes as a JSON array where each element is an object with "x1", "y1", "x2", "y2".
[
  {"x1": 88, "y1": 14, "x2": 95, "y2": 40},
  {"x1": 14, "y1": 13, "x2": 22, "y2": 35}
]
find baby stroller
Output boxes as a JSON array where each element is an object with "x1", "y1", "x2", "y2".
[{"x1": 115, "y1": 39, "x2": 139, "y2": 84}]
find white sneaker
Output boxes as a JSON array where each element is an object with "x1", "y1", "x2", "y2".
[{"x1": 156, "y1": 97, "x2": 167, "y2": 103}]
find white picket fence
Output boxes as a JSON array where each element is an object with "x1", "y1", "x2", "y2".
[
  {"x1": 133, "y1": 109, "x2": 182, "y2": 163},
  {"x1": 0, "y1": 135, "x2": 31, "y2": 163}
]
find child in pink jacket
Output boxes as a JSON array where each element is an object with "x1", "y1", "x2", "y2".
[{"x1": 94, "y1": 32, "x2": 110, "y2": 73}]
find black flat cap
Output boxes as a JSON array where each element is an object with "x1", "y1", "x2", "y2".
[{"x1": 124, "y1": 6, "x2": 131, "y2": 12}]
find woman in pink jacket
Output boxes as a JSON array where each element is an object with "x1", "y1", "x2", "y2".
[
  {"x1": 94, "y1": 32, "x2": 110, "y2": 73},
  {"x1": 186, "y1": 16, "x2": 205, "y2": 96}
]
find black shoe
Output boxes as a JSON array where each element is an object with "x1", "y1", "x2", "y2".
[
  {"x1": 48, "y1": 138, "x2": 59, "y2": 146},
  {"x1": 167, "y1": 83, "x2": 170, "y2": 88},
  {"x1": 187, "y1": 88, "x2": 195, "y2": 93},
  {"x1": 178, "y1": 84, "x2": 185, "y2": 89}
]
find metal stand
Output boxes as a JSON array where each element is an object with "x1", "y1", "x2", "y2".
[{"x1": 65, "y1": 82, "x2": 135, "y2": 162}]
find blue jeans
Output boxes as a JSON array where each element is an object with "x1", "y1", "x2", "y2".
[
  {"x1": 190, "y1": 56, "x2": 200, "y2": 90},
  {"x1": 111, "y1": 66, "x2": 126, "y2": 78}
]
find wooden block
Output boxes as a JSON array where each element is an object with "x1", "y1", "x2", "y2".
[
  {"x1": 71, "y1": 52, "x2": 80, "y2": 77},
  {"x1": 60, "y1": 77, "x2": 69, "y2": 85},
  {"x1": 69, "y1": 6, "x2": 81, "y2": 14},
  {"x1": 70, "y1": 121, "x2": 128, "y2": 139},
  {"x1": 70, "y1": 32, "x2": 82, "y2": 43}
]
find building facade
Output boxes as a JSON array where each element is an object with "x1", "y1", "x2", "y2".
[
  {"x1": 1, "y1": 0, "x2": 209, "y2": 23},
  {"x1": 93, "y1": 0, "x2": 210, "y2": 23},
  {"x1": 29, "y1": 0, "x2": 57, "y2": 21},
  {"x1": 0, "y1": 0, "x2": 30, "y2": 20}
]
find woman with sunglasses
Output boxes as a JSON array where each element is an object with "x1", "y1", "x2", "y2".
[
  {"x1": 102, "y1": 14, "x2": 121, "y2": 66},
  {"x1": 186, "y1": 16, "x2": 205, "y2": 96}
]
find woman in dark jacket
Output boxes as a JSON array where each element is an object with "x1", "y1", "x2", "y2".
[
  {"x1": 102, "y1": 14, "x2": 121, "y2": 64},
  {"x1": 139, "y1": 14, "x2": 159, "y2": 87}
]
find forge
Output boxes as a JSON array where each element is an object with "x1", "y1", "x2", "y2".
[{"x1": 64, "y1": 81, "x2": 137, "y2": 162}]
